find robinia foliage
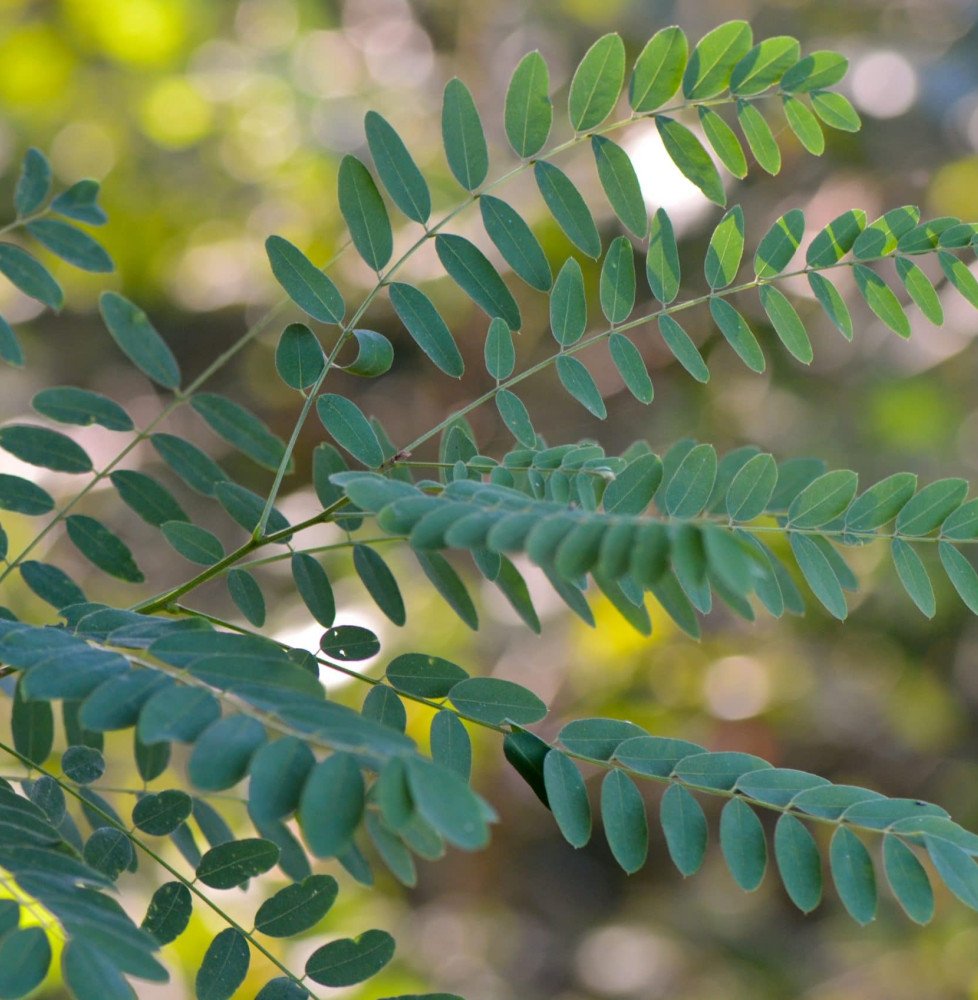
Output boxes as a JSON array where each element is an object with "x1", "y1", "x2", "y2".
[{"x1": 2, "y1": 18, "x2": 978, "y2": 999}]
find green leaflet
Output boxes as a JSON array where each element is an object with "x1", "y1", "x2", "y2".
[
  {"x1": 568, "y1": 33, "x2": 625, "y2": 131},
  {"x1": 550, "y1": 257, "x2": 587, "y2": 346},
  {"x1": 141, "y1": 881, "x2": 192, "y2": 945},
  {"x1": 503, "y1": 726, "x2": 553, "y2": 807},
  {"x1": 442, "y1": 78, "x2": 488, "y2": 191},
  {"x1": 405, "y1": 755, "x2": 491, "y2": 851},
  {"x1": 0, "y1": 473, "x2": 54, "y2": 515},
  {"x1": 534, "y1": 160, "x2": 601, "y2": 258},
  {"x1": 0, "y1": 242, "x2": 62, "y2": 309},
  {"x1": 783, "y1": 95, "x2": 825, "y2": 155},
  {"x1": 353, "y1": 544, "x2": 405, "y2": 625},
  {"x1": 660, "y1": 783, "x2": 708, "y2": 876},
  {"x1": 99, "y1": 291, "x2": 180, "y2": 389},
  {"x1": 705, "y1": 204, "x2": 745, "y2": 289},
  {"x1": 479, "y1": 195, "x2": 552, "y2": 291},
  {"x1": 196, "y1": 929, "x2": 250, "y2": 1000},
  {"x1": 0, "y1": 314, "x2": 24, "y2": 367},
  {"x1": 940, "y1": 542, "x2": 978, "y2": 613},
  {"x1": 774, "y1": 813, "x2": 822, "y2": 912},
  {"x1": 898, "y1": 217, "x2": 960, "y2": 253},
  {"x1": 663, "y1": 443, "x2": 717, "y2": 517},
  {"x1": 191, "y1": 393, "x2": 288, "y2": 470},
  {"x1": 853, "y1": 264, "x2": 910, "y2": 337},
  {"x1": 161, "y1": 521, "x2": 225, "y2": 565},
  {"x1": 609, "y1": 334, "x2": 653, "y2": 404},
  {"x1": 810, "y1": 89, "x2": 861, "y2": 131},
  {"x1": 939, "y1": 249, "x2": 978, "y2": 309},
  {"x1": 505, "y1": 50, "x2": 552, "y2": 158},
  {"x1": 754, "y1": 209, "x2": 804, "y2": 278},
  {"x1": 14, "y1": 147, "x2": 51, "y2": 216},
  {"x1": 132, "y1": 790, "x2": 192, "y2": 835},
  {"x1": 709, "y1": 297, "x2": 765, "y2": 373},
  {"x1": 673, "y1": 751, "x2": 771, "y2": 791},
  {"x1": 196, "y1": 838, "x2": 279, "y2": 889},
  {"x1": 389, "y1": 281, "x2": 464, "y2": 378},
  {"x1": 758, "y1": 284, "x2": 813, "y2": 363},
  {"x1": 275, "y1": 323, "x2": 325, "y2": 389},
  {"x1": 306, "y1": 929, "x2": 395, "y2": 987},
  {"x1": 787, "y1": 469, "x2": 859, "y2": 528},
  {"x1": 84, "y1": 827, "x2": 134, "y2": 880},
  {"x1": 496, "y1": 389, "x2": 536, "y2": 447},
  {"x1": 555, "y1": 355, "x2": 606, "y2": 419},
  {"x1": 892, "y1": 539, "x2": 936, "y2": 618},
  {"x1": 734, "y1": 767, "x2": 828, "y2": 806},
  {"x1": 0, "y1": 927, "x2": 51, "y2": 997},
  {"x1": 365, "y1": 110, "x2": 430, "y2": 224},
  {"x1": 435, "y1": 233, "x2": 521, "y2": 330},
  {"x1": 51, "y1": 178, "x2": 107, "y2": 225},
  {"x1": 300, "y1": 752, "x2": 364, "y2": 857},
  {"x1": 807, "y1": 209, "x2": 867, "y2": 267},
  {"x1": 255, "y1": 874, "x2": 338, "y2": 938},
  {"x1": 808, "y1": 271, "x2": 853, "y2": 339},
  {"x1": 853, "y1": 205, "x2": 920, "y2": 258},
  {"x1": 338, "y1": 155, "x2": 392, "y2": 272},
  {"x1": 830, "y1": 827, "x2": 877, "y2": 925},
  {"x1": 941, "y1": 498, "x2": 978, "y2": 540},
  {"x1": 27, "y1": 218, "x2": 113, "y2": 272},
  {"x1": 897, "y1": 478, "x2": 968, "y2": 535},
  {"x1": 647, "y1": 208, "x2": 681, "y2": 303},
  {"x1": 895, "y1": 257, "x2": 943, "y2": 325},
  {"x1": 730, "y1": 35, "x2": 800, "y2": 94},
  {"x1": 150, "y1": 433, "x2": 227, "y2": 496},
  {"x1": 265, "y1": 236, "x2": 344, "y2": 325},
  {"x1": 659, "y1": 314, "x2": 709, "y2": 382},
  {"x1": 602, "y1": 454, "x2": 662, "y2": 515},
  {"x1": 924, "y1": 836, "x2": 978, "y2": 911},
  {"x1": 386, "y1": 653, "x2": 468, "y2": 699},
  {"x1": 698, "y1": 106, "x2": 748, "y2": 178},
  {"x1": 845, "y1": 472, "x2": 917, "y2": 533},
  {"x1": 320, "y1": 624, "x2": 381, "y2": 660},
  {"x1": 630, "y1": 26, "x2": 687, "y2": 112},
  {"x1": 736, "y1": 100, "x2": 780, "y2": 174},
  {"x1": 883, "y1": 836, "x2": 934, "y2": 925},
  {"x1": 62, "y1": 745, "x2": 105, "y2": 784},
  {"x1": 31, "y1": 386, "x2": 132, "y2": 431},
  {"x1": 790, "y1": 533, "x2": 847, "y2": 620},
  {"x1": 0, "y1": 424, "x2": 92, "y2": 473},
  {"x1": 139, "y1": 685, "x2": 220, "y2": 745},
  {"x1": 613, "y1": 736, "x2": 704, "y2": 776},
  {"x1": 316, "y1": 393, "x2": 385, "y2": 468},
  {"x1": 726, "y1": 452, "x2": 777, "y2": 521},
  {"x1": 591, "y1": 135, "x2": 647, "y2": 237},
  {"x1": 430, "y1": 709, "x2": 471, "y2": 779},
  {"x1": 655, "y1": 116, "x2": 725, "y2": 206},
  {"x1": 493, "y1": 556, "x2": 541, "y2": 633},
  {"x1": 683, "y1": 21, "x2": 752, "y2": 99},
  {"x1": 215, "y1": 481, "x2": 290, "y2": 538},
  {"x1": 416, "y1": 551, "x2": 479, "y2": 629},
  {"x1": 19, "y1": 560, "x2": 85, "y2": 609},
  {"x1": 601, "y1": 769, "x2": 648, "y2": 873},
  {"x1": 719, "y1": 797, "x2": 767, "y2": 891},
  {"x1": 559, "y1": 718, "x2": 647, "y2": 761},
  {"x1": 538, "y1": 754, "x2": 588, "y2": 851},
  {"x1": 12, "y1": 680, "x2": 53, "y2": 762},
  {"x1": 291, "y1": 552, "x2": 335, "y2": 627},
  {"x1": 781, "y1": 50, "x2": 849, "y2": 92},
  {"x1": 66, "y1": 514, "x2": 143, "y2": 583},
  {"x1": 188, "y1": 716, "x2": 266, "y2": 791},
  {"x1": 448, "y1": 676, "x2": 547, "y2": 726},
  {"x1": 485, "y1": 316, "x2": 516, "y2": 380}
]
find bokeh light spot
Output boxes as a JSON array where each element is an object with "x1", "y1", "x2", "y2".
[{"x1": 850, "y1": 50, "x2": 918, "y2": 119}]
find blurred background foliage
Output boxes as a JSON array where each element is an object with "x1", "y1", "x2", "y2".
[{"x1": 5, "y1": 0, "x2": 978, "y2": 997}]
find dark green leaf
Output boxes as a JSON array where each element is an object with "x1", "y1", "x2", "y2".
[
  {"x1": 188, "y1": 715, "x2": 265, "y2": 792},
  {"x1": 791, "y1": 784, "x2": 884, "y2": 821},
  {"x1": 897, "y1": 479, "x2": 968, "y2": 536},
  {"x1": 664, "y1": 443, "x2": 717, "y2": 517},
  {"x1": 197, "y1": 838, "x2": 279, "y2": 889},
  {"x1": 853, "y1": 264, "x2": 910, "y2": 337},
  {"x1": 62, "y1": 745, "x2": 104, "y2": 784},
  {"x1": 0, "y1": 423, "x2": 92, "y2": 473},
  {"x1": 940, "y1": 542, "x2": 978, "y2": 614},
  {"x1": 609, "y1": 333, "x2": 653, "y2": 403},
  {"x1": 726, "y1": 452, "x2": 777, "y2": 521},
  {"x1": 568, "y1": 33, "x2": 625, "y2": 131},
  {"x1": 266, "y1": 236, "x2": 344, "y2": 324},
  {"x1": 32, "y1": 386, "x2": 131, "y2": 431},
  {"x1": 759, "y1": 284, "x2": 812, "y2": 363},
  {"x1": 196, "y1": 929, "x2": 250, "y2": 1000},
  {"x1": 389, "y1": 281, "x2": 464, "y2": 378},
  {"x1": 20, "y1": 561, "x2": 86, "y2": 609},
  {"x1": 83, "y1": 827, "x2": 134, "y2": 880},
  {"x1": 719, "y1": 797, "x2": 767, "y2": 891},
  {"x1": 698, "y1": 106, "x2": 748, "y2": 178},
  {"x1": 485, "y1": 316, "x2": 516, "y2": 380},
  {"x1": 430, "y1": 709, "x2": 471, "y2": 779},
  {"x1": 730, "y1": 36, "x2": 801, "y2": 94},
  {"x1": 774, "y1": 813, "x2": 822, "y2": 913},
  {"x1": 543, "y1": 750, "x2": 591, "y2": 848},
  {"x1": 0, "y1": 314, "x2": 24, "y2": 367},
  {"x1": 138, "y1": 686, "x2": 220, "y2": 744},
  {"x1": 754, "y1": 209, "x2": 804, "y2": 278},
  {"x1": 0, "y1": 243, "x2": 62, "y2": 309},
  {"x1": 14, "y1": 148, "x2": 51, "y2": 216},
  {"x1": 191, "y1": 393, "x2": 286, "y2": 471},
  {"x1": 630, "y1": 26, "x2": 687, "y2": 111},
  {"x1": 255, "y1": 874, "x2": 338, "y2": 939},
  {"x1": 895, "y1": 257, "x2": 943, "y2": 325},
  {"x1": 248, "y1": 737, "x2": 315, "y2": 823},
  {"x1": 883, "y1": 836, "x2": 933, "y2": 924},
  {"x1": 0, "y1": 927, "x2": 51, "y2": 998},
  {"x1": 448, "y1": 676, "x2": 547, "y2": 726},
  {"x1": 601, "y1": 770, "x2": 648, "y2": 874},
  {"x1": 734, "y1": 767, "x2": 828, "y2": 806},
  {"x1": 550, "y1": 258, "x2": 587, "y2": 346},
  {"x1": 291, "y1": 553, "x2": 335, "y2": 627},
  {"x1": 316, "y1": 394, "x2": 385, "y2": 468},
  {"x1": 705, "y1": 204, "x2": 745, "y2": 289},
  {"x1": 710, "y1": 297, "x2": 765, "y2": 372},
  {"x1": 843, "y1": 472, "x2": 917, "y2": 534},
  {"x1": 132, "y1": 790, "x2": 192, "y2": 836},
  {"x1": 556, "y1": 355, "x2": 606, "y2": 419},
  {"x1": 790, "y1": 533, "x2": 847, "y2": 619},
  {"x1": 830, "y1": 826, "x2": 876, "y2": 925},
  {"x1": 275, "y1": 323, "x2": 325, "y2": 389},
  {"x1": 892, "y1": 539, "x2": 935, "y2": 617},
  {"x1": 505, "y1": 50, "x2": 552, "y2": 158},
  {"x1": 613, "y1": 736, "x2": 704, "y2": 776},
  {"x1": 338, "y1": 155, "x2": 392, "y2": 271},
  {"x1": 736, "y1": 100, "x2": 780, "y2": 174},
  {"x1": 51, "y1": 179, "x2": 107, "y2": 225},
  {"x1": 27, "y1": 218, "x2": 113, "y2": 272},
  {"x1": 810, "y1": 89, "x2": 861, "y2": 131},
  {"x1": 0, "y1": 473, "x2": 53, "y2": 515},
  {"x1": 646, "y1": 207, "x2": 681, "y2": 303},
  {"x1": 404, "y1": 756, "x2": 491, "y2": 851},
  {"x1": 65, "y1": 514, "x2": 143, "y2": 582},
  {"x1": 807, "y1": 209, "x2": 867, "y2": 268},
  {"x1": 227, "y1": 568, "x2": 266, "y2": 626},
  {"x1": 12, "y1": 680, "x2": 50, "y2": 764},
  {"x1": 320, "y1": 624, "x2": 381, "y2": 660},
  {"x1": 787, "y1": 469, "x2": 858, "y2": 528},
  {"x1": 683, "y1": 20, "x2": 752, "y2": 99},
  {"x1": 659, "y1": 314, "x2": 708, "y2": 382},
  {"x1": 655, "y1": 116, "x2": 725, "y2": 206},
  {"x1": 783, "y1": 95, "x2": 824, "y2": 154},
  {"x1": 660, "y1": 783, "x2": 707, "y2": 876},
  {"x1": 591, "y1": 136, "x2": 646, "y2": 237},
  {"x1": 385, "y1": 653, "x2": 468, "y2": 698},
  {"x1": 435, "y1": 233, "x2": 521, "y2": 329},
  {"x1": 534, "y1": 160, "x2": 601, "y2": 258},
  {"x1": 161, "y1": 521, "x2": 224, "y2": 565},
  {"x1": 150, "y1": 433, "x2": 226, "y2": 496},
  {"x1": 442, "y1": 78, "x2": 488, "y2": 190},
  {"x1": 781, "y1": 50, "x2": 849, "y2": 92},
  {"x1": 345, "y1": 329, "x2": 393, "y2": 378},
  {"x1": 306, "y1": 929, "x2": 395, "y2": 987},
  {"x1": 365, "y1": 111, "x2": 430, "y2": 224},
  {"x1": 353, "y1": 544, "x2": 405, "y2": 625},
  {"x1": 416, "y1": 551, "x2": 479, "y2": 629},
  {"x1": 479, "y1": 195, "x2": 552, "y2": 291},
  {"x1": 941, "y1": 498, "x2": 978, "y2": 540},
  {"x1": 600, "y1": 236, "x2": 636, "y2": 324},
  {"x1": 672, "y1": 751, "x2": 771, "y2": 791},
  {"x1": 925, "y1": 836, "x2": 978, "y2": 910},
  {"x1": 256, "y1": 979, "x2": 310, "y2": 1000},
  {"x1": 99, "y1": 291, "x2": 179, "y2": 389},
  {"x1": 808, "y1": 270, "x2": 853, "y2": 339},
  {"x1": 141, "y1": 881, "x2": 192, "y2": 946},
  {"x1": 502, "y1": 727, "x2": 550, "y2": 806},
  {"x1": 300, "y1": 752, "x2": 364, "y2": 858}
]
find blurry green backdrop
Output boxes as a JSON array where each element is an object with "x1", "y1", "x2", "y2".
[{"x1": 5, "y1": 0, "x2": 978, "y2": 997}]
